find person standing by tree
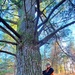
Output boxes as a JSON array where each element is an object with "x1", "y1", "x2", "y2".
[{"x1": 43, "y1": 63, "x2": 54, "y2": 75}]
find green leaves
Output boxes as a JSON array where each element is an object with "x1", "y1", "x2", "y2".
[
  {"x1": 0, "y1": 0, "x2": 3, "y2": 5},
  {"x1": 11, "y1": 0, "x2": 23, "y2": 8}
]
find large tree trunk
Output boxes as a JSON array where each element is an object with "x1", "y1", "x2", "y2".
[
  {"x1": 16, "y1": 0, "x2": 42, "y2": 75},
  {"x1": 16, "y1": 44, "x2": 42, "y2": 75}
]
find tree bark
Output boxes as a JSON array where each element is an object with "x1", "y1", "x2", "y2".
[
  {"x1": 16, "y1": 0, "x2": 42, "y2": 75},
  {"x1": 16, "y1": 44, "x2": 42, "y2": 75}
]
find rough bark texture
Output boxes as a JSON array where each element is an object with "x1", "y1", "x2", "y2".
[
  {"x1": 16, "y1": 44, "x2": 42, "y2": 75},
  {"x1": 16, "y1": 0, "x2": 42, "y2": 75}
]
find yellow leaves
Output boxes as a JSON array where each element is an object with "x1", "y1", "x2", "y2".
[
  {"x1": 3, "y1": 34, "x2": 15, "y2": 42},
  {"x1": 11, "y1": 11, "x2": 19, "y2": 24},
  {"x1": 13, "y1": 11, "x2": 19, "y2": 20},
  {"x1": 40, "y1": 2, "x2": 46, "y2": 14},
  {"x1": 0, "y1": 58, "x2": 2, "y2": 63},
  {"x1": 7, "y1": 60, "x2": 14, "y2": 66},
  {"x1": 11, "y1": 24, "x2": 17, "y2": 31},
  {"x1": 40, "y1": 0, "x2": 51, "y2": 14}
]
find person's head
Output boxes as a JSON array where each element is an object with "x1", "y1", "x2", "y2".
[{"x1": 46, "y1": 63, "x2": 51, "y2": 69}]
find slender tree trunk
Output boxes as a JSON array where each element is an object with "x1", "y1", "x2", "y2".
[{"x1": 16, "y1": 0, "x2": 42, "y2": 75}]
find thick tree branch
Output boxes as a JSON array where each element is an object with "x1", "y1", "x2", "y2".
[
  {"x1": 0, "y1": 50, "x2": 16, "y2": 57},
  {"x1": 0, "y1": 26, "x2": 19, "y2": 43},
  {"x1": 37, "y1": 0, "x2": 66, "y2": 29},
  {"x1": 38, "y1": 21, "x2": 75, "y2": 46},
  {"x1": 38, "y1": 15, "x2": 46, "y2": 36},
  {"x1": 0, "y1": 40, "x2": 17, "y2": 45},
  {"x1": 36, "y1": 0, "x2": 40, "y2": 14},
  {"x1": 34, "y1": 0, "x2": 40, "y2": 40},
  {"x1": 23, "y1": 0, "x2": 28, "y2": 29},
  {"x1": 0, "y1": 17, "x2": 21, "y2": 39}
]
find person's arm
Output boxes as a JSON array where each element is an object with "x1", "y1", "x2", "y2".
[{"x1": 51, "y1": 72, "x2": 54, "y2": 75}]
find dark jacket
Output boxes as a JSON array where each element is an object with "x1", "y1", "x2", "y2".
[{"x1": 43, "y1": 68, "x2": 54, "y2": 75}]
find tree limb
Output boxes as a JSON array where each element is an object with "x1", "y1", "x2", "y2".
[
  {"x1": 37, "y1": 0, "x2": 66, "y2": 29},
  {"x1": 0, "y1": 17, "x2": 21, "y2": 39},
  {"x1": 0, "y1": 40, "x2": 17, "y2": 45},
  {"x1": 38, "y1": 21, "x2": 75, "y2": 46},
  {"x1": 38, "y1": 8, "x2": 63, "y2": 35},
  {"x1": 0, "y1": 50, "x2": 16, "y2": 57},
  {"x1": 0, "y1": 26, "x2": 19, "y2": 43},
  {"x1": 34, "y1": 0, "x2": 40, "y2": 40}
]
